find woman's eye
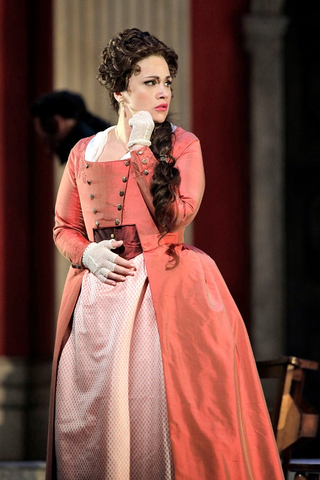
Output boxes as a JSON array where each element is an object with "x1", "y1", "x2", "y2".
[{"x1": 144, "y1": 80, "x2": 172, "y2": 87}]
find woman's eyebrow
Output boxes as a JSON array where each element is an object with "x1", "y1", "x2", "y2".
[{"x1": 143, "y1": 75, "x2": 172, "y2": 80}]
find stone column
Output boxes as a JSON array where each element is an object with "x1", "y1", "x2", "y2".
[{"x1": 243, "y1": 15, "x2": 289, "y2": 359}]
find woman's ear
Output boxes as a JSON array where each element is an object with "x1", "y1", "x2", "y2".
[{"x1": 114, "y1": 92, "x2": 123, "y2": 104}]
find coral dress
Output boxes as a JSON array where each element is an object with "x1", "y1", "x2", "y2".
[{"x1": 46, "y1": 126, "x2": 284, "y2": 480}]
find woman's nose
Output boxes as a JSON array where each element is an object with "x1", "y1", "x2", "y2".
[{"x1": 156, "y1": 85, "x2": 169, "y2": 99}]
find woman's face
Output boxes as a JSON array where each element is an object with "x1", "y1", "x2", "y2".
[{"x1": 121, "y1": 55, "x2": 172, "y2": 123}]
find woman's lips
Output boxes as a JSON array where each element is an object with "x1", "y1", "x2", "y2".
[{"x1": 155, "y1": 104, "x2": 168, "y2": 111}]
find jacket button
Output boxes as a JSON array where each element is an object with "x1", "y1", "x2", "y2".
[
  {"x1": 85, "y1": 163, "x2": 89, "y2": 169},
  {"x1": 125, "y1": 160, "x2": 130, "y2": 166},
  {"x1": 115, "y1": 219, "x2": 120, "y2": 225},
  {"x1": 143, "y1": 169, "x2": 149, "y2": 175},
  {"x1": 117, "y1": 204, "x2": 122, "y2": 211},
  {"x1": 119, "y1": 190, "x2": 125, "y2": 196},
  {"x1": 122, "y1": 177, "x2": 127, "y2": 183},
  {"x1": 95, "y1": 221, "x2": 99, "y2": 227},
  {"x1": 90, "y1": 194, "x2": 94, "y2": 199},
  {"x1": 87, "y1": 180, "x2": 91, "y2": 185},
  {"x1": 93, "y1": 208, "x2": 97, "y2": 214},
  {"x1": 138, "y1": 150, "x2": 143, "y2": 155},
  {"x1": 142, "y1": 159, "x2": 147, "y2": 165}
]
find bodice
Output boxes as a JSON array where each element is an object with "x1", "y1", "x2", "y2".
[{"x1": 77, "y1": 156, "x2": 154, "y2": 242}]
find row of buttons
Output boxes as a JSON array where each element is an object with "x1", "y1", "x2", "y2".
[
  {"x1": 85, "y1": 160, "x2": 130, "y2": 228},
  {"x1": 137, "y1": 150, "x2": 149, "y2": 175},
  {"x1": 87, "y1": 181, "x2": 99, "y2": 224}
]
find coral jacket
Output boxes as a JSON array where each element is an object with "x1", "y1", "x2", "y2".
[{"x1": 46, "y1": 127, "x2": 284, "y2": 479}]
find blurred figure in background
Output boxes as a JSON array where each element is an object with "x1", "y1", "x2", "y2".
[{"x1": 31, "y1": 90, "x2": 110, "y2": 164}]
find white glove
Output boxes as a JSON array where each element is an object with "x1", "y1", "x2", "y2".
[
  {"x1": 127, "y1": 111, "x2": 155, "y2": 149},
  {"x1": 82, "y1": 240, "x2": 118, "y2": 283}
]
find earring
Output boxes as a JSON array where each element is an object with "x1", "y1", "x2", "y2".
[{"x1": 120, "y1": 100, "x2": 126, "y2": 117}]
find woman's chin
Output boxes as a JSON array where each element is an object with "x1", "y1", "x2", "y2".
[{"x1": 152, "y1": 112, "x2": 168, "y2": 124}]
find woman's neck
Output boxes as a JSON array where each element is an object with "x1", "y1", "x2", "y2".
[{"x1": 116, "y1": 113, "x2": 131, "y2": 143}]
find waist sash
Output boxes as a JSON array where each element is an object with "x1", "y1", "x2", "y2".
[{"x1": 93, "y1": 225, "x2": 143, "y2": 260}]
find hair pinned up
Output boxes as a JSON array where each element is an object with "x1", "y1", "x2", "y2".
[{"x1": 97, "y1": 28, "x2": 178, "y2": 113}]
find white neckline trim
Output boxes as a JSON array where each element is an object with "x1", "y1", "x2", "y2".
[
  {"x1": 85, "y1": 123, "x2": 177, "y2": 162},
  {"x1": 85, "y1": 125, "x2": 116, "y2": 162}
]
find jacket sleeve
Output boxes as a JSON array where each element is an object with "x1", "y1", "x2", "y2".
[
  {"x1": 131, "y1": 130, "x2": 205, "y2": 231},
  {"x1": 171, "y1": 134, "x2": 205, "y2": 230},
  {"x1": 53, "y1": 142, "x2": 90, "y2": 268}
]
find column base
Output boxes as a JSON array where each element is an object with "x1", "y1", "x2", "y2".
[{"x1": 0, "y1": 357, "x2": 51, "y2": 461}]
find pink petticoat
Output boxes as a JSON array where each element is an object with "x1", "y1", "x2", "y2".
[{"x1": 55, "y1": 253, "x2": 174, "y2": 479}]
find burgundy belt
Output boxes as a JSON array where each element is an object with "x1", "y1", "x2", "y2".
[{"x1": 93, "y1": 225, "x2": 143, "y2": 260}]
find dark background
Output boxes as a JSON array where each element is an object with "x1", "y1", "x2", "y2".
[{"x1": 285, "y1": 0, "x2": 320, "y2": 457}]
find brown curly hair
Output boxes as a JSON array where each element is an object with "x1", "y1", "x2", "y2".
[
  {"x1": 97, "y1": 28, "x2": 181, "y2": 235},
  {"x1": 97, "y1": 28, "x2": 178, "y2": 113}
]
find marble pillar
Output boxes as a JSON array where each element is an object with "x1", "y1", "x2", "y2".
[{"x1": 243, "y1": 14, "x2": 289, "y2": 359}]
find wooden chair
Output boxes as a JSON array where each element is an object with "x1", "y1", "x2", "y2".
[
  {"x1": 289, "y1": 459, "x2": 320, "y2": 479},
  {"x1": 256, "y1": 356, "x2": 319, "y2": 479}
]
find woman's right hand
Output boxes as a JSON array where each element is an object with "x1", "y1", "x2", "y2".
[{"x1": 82, "y1": 240, "x2": 136, "y2": 286}]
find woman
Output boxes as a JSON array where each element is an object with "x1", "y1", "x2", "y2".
[{"x1": 46, "y1": 28, "x2": 284, "y2": 480}]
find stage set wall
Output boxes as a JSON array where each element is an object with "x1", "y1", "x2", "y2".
[
  {"x1": 0, "y1": 0, "x2": 286, "y2": 461},
  {"x1": 0, "y1": 0, "x2": 54, "y2": 460}
]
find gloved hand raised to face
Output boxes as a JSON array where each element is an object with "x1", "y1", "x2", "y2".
[
  {"x1": 127, "y1": 111, "x2": 155, "y2": 149},
  {"x1": 82, "y1": 240, "x2": 136, "y2": 285}
]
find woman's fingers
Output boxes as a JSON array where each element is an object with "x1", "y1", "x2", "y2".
[
  {"x1": 110, "y1": 239, "x2": 123, "y2": 249},
  {"x1": 97, "y1": 268, "x2": 127, "y2": 285},
  {"x1": 98, "y1": 256, "x2": 136, "y2": 285},
  {"x1": 110, "y1": 261, "x2": 136, "y2": 278},
  {"x1": 113, "y1": 266, "x2": 135, "y2": 277},
  {"x1": 114, "y1": 255, "x2": 136, "y2": 270},
  {"x1": 107, "y1": 271, "x2": 127, "y2": 282},
  {"x1": 101, "y1": 270, "x2": 133, "y2": 285}
]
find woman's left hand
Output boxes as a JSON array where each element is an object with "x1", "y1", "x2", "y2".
[{"x1": 127, "y1": 111, "x2": 155, "y2": 149}]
